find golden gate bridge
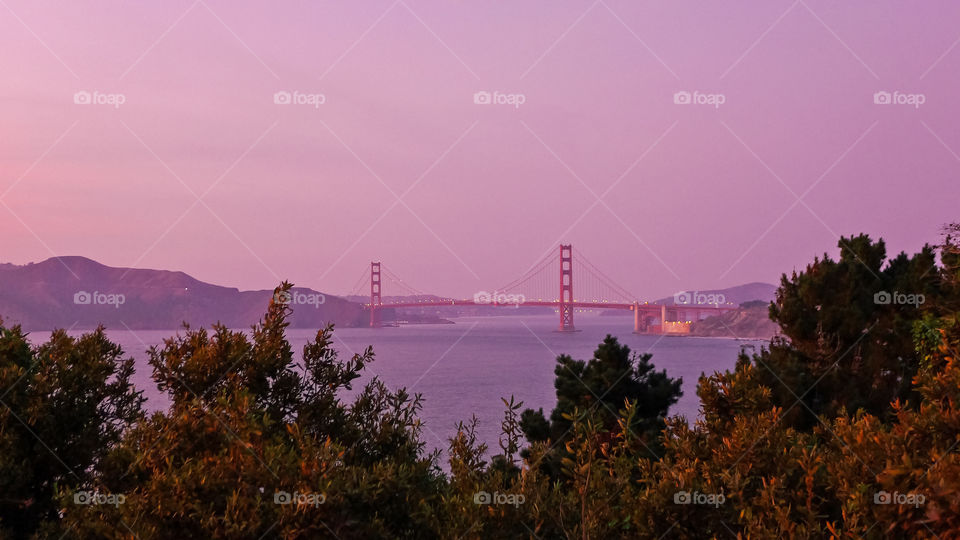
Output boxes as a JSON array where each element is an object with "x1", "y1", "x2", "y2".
[{"x1": 345, "y1": 245, "x2": 737, "y2": 334}]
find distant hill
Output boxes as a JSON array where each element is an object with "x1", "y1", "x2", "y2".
[
  {"x1": 600, "y1": 282, "x2": 777, "y2": 317},
  {"x1": 0, "y1": 257, "x2": 365, "y2": 331},
  {"x1": 662, "y1": 282, "x2": 779, "y2": 338},
  {"x1": 689, "y1": 304, "x2": 780, "y2": 339},
  {"x1": 654, "y1": 282, "x2": 777, "y2": 306}
]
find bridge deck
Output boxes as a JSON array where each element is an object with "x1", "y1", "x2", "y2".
[{"x1": 367, "y1": 300, "x2": 737, "y2": 312}]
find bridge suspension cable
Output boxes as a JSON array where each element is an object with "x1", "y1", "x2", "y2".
[
  {"x1": 572, "y1": 247, "x2": 639, "y2": 304},
  {"x1": 358, "y1": 244, "x2": 736, "y2": 333},
  {"x1": 380, "y1": 264, "x2": 431, "y2": 300},
  {"x1": 490, "y1": 248, "x2": 557, "y2": 302},
  {"x1": 347, "y1": 266, "x2": 370, "y2": 298}
]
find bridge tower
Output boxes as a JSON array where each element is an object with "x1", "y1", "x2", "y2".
[
  {"x1": 558, "y1": 244, "x2": 575, "y2": 331},
  {"x1": 370, "y1": 262, "x2": 382, "y2": 327}
]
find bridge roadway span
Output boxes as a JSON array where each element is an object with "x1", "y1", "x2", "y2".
[
  {"x1": 365, "y1": 245, "x2": 739, "y2": 333},
  {"x1": 370, "y1": 300, "x2": 737, "y2": 334}
]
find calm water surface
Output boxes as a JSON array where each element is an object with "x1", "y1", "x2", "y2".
[{"x1": 50, "y1": 315, "x2": 763, "y2": 459}]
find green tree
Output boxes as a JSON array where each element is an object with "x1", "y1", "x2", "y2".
[
  {"x1": 520, "y1": 335, "x2": 681, "y2": 477},
  {"x1": 63, "y1": 283, "x2": 444, "y2": 539},
  {"x1": 0, "y1": 324, "x2": 143, "y2": 538},
  {"x1": 758, "y1": 234, "x2": 940, "y2": 424}
]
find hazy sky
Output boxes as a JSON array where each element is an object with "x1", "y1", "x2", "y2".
[{"x1": 2, "y1": 1, "x2": 958, "y2": 300}]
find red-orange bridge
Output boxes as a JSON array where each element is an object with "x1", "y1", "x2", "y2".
[{"x1": 353, "y1": 245, "x2": 737, "y2": 334}]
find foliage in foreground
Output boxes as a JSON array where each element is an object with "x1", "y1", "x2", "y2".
[{"x1": 0, "y1": 225, "x2": 959, "y2": 538}]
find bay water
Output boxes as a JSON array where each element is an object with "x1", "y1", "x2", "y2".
[{"x1": 50, "y1": 315, "x2": 763, "y2": 460}]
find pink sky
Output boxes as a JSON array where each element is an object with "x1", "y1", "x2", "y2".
[{"x1": 2, "y1": 1, "x2": 958, "y2": 301}]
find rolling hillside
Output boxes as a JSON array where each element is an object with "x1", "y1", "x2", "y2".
[{"x1": 0, "y1": 257, "x2": 365, "y2": 330}]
